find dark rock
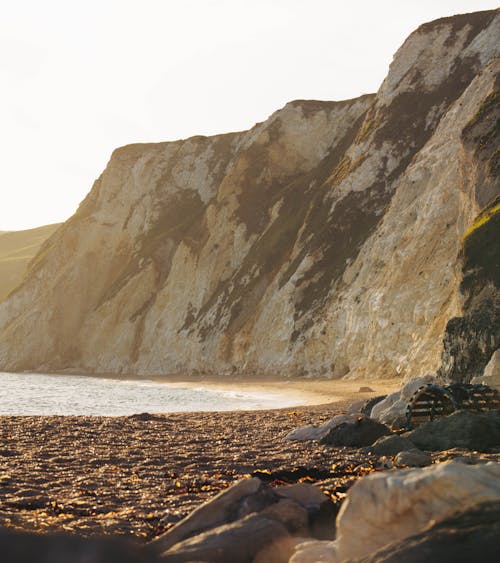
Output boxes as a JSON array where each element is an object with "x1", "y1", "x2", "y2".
[
  {"x1": 358, "y1": 500, "x2": 500, "y2": 562},
  {"x1": 159, "y1": 513, "x2": 293, "y2": 563},
  {"x1": 439, "y1": 195, "x2": 500, "y2": 382},
  {"x1": 128, "y1": 413, "x2": 165, "y2": 422},
  {"x1": 320, "y1": 416, "x2": 391, "y2": 447},
  {"x1": 359, "y1": 386, "x2": 375, "y2": 393},
  {"x1": 0, "y1": 528, "x2": 158, "y2": 563},
  {"x1": 404, "y1": 410, "x2": 500, "y2": 452},
  {"x1": 363, "y1": 434, "x2": 416, "y2": 456},
  {"x1": 308, "y1": 499, "x2": 339, "y2": 540},
  {"x1": 360, "y1": 395, "x2": 387, "y2": 416}
]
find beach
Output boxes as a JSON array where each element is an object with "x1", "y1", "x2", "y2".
[{"x1": 0, "y1": 379, "x2": 399, "y2": 539}]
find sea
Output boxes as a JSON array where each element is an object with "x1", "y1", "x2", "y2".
[{"x1": 0, "y1": 372, "x2": 300, "y2": 416}]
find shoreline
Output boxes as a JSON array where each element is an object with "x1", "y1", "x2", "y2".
[{"x1": 8, "y1": 369, "x2": 400, "y2": 412}]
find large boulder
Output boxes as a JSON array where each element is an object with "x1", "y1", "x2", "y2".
[
  {"x1": 284, "y1": 414, "x2": 361, "y2": 442},
  {"x1": 291, "y1": 461, "x2": 500, "y2": 563},
  {"x1": 152, "y1": 478, "x2": 275, "y2": 552},
  {"x1": 159, "y1": 512, "x2": 293, "y2": 563},
  {"x1": 319, "y1": 416, "x2": 390, "y2": 447},
  {"x1": 403, "y1": 410, "x2": 500, "y2": 452},
  {"x1": 357, "y1": 500, "x2": 500, "y2": 563},
  {"x1": 154, "y1": 478, "x2": 335, "y2": 560},
  {"x1": 370, "y1": 377, "x2": 438, "y2": 430}
]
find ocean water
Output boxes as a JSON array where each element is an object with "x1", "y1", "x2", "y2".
[{"x1": 0, "y1": 372, "x2": 300, "y2": 416}]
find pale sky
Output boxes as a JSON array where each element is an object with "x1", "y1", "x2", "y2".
[{"x1": 1, "y1": 0, "x2": 498, "y2": 231}]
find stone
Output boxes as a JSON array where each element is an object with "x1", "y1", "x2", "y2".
[
  {"x1": 159, "y1": 513, "x2": 292, "y2": 563},
  {"x1": 394, "y1": 449, "x2": 432, "y2": 467},
  {"x1": 360, "y1": 395, "x2": 387, "y2": 416},
  {"x1": 332, "y1": 461, "x2": 500, "y2": 561},
  {"x1": 471, "y1": 349, "x2": 500, "y2": 390},
  {"x1": 370, "y1": 393, "x2": 400, "y2": 421},
  {"x1": 290, "y1": 540, "x2": 337, "y2": 563},
  {"x1": 319, "y1": 416, "x2": 390, "y2": 447},
  {"x1": 285, "y1": 414, "x2": 360, "y2": 442},
  {"x1": 276, "y1": 483, "x2": 327, "y2": 510},
  {"x1": 358, "y1": 500, "x2": 500, "y2": 562},
  {"x1": 347, "y1": 399, "x2": 367, "y2": 414},
  {"x1": 260, "y1": 499, "x2": 308, "y2": 535},
  {"x1": 403, "y1": 411, "x2": 500, "y2": 452},
  {"x1": 377, "y1": 399, "x2": 408, "y2": 430},
  {"x1": 152, "y1": 478, "x2": 276, "y2": 552},
  {"x1": 359, "y1": 386, "x2": 374, "y2": 392},
  {"x1": 364, "y1": 434, "x2": 416, "y2": 456},
  {"x1": 277, "y1": 483, "x2": 337, "y2": 541}
]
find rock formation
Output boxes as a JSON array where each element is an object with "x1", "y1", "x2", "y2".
[{"x1": 0, "y1": 10, "x2": 499, "y2": 379}]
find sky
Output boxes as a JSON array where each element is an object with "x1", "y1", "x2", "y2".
[{"x1": 1, "y1": 0, "x2": 498, "y2": 231}]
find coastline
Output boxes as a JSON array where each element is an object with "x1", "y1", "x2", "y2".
[{"x1": 15, "y1": 369, "x2": 401, "y2": 411}]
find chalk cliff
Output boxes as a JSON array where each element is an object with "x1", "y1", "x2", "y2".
[{"x1": 0, "y1": 10, "x2": 498, "y2": 379}]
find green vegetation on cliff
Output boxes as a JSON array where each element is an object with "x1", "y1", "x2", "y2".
[{"x1": 0, "y1": 224, "x2": 61, "y2": 302}]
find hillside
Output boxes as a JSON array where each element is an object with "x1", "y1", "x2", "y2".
[
  {"x1": 0, "y1": 10, "x2": 498, "y2": 379},
  {"x1": 0, "y1": 224, "x2": 61, "y2": 302}
]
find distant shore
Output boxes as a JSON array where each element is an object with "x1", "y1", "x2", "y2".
[
  {"x1": 16, "y1": 369, "x2": 401, "y2": 411},
  {"x1": 146, "y1": 374, "x2": 400, "y2": 408}
]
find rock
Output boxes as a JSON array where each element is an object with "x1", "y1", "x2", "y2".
[
  {"x1": 160, "y1": 513, "x2": 293, "y2": 563},
  {"x1": 128, "y1": 413, "x2": 164, "y2": 422},
  {"x1": 347, "y1": 399, "x2": 367, "y2": 414},
  {"x1": 319, "y1": 416, "x2": 390, "y2": 447},
  {"x1": 290, "y1": 539, "x2": 337, "y2": 563},
  {"x1": 348, "y1": 396, "x2": 386, "y2": 416},
  {"x1": 360, "y1": 396, "x2": 387, "y2": 416},
  {"x1": 484, "y1": 349, "x2": 500, "y2": 377},
  {"x1": 152, "y1": 478, "x2": 276, "y2": 552},
  {"x1": 285, "y1": 414, "x2": 360, "y2": 442},
  {"x1": 276, "y1": 483, "x2": 327, "y2": 510},
  {"x1": 260, "y1": 499, "x2": 308, "y2": 535},
  {"x1": 377, "y1": 399, "x2": 408, "y2": 430},
  {"x1": 393, "y1": 449, "x2": 432, "y2": 468},
  {"x1": 471, "y1": 349, "x2": 500, "y2": 390},
  {"x1": 439, "y1": 193, "x2": 500, "y2": 383},
  {"x1": 277, "y1": 483, "x2": 337, "y2": 541},
  {"x1": 400, "y1": 375, "x2": 437, "y2": 402},
  {"x1": 403, "y1": 411, "x2": 500, "y2": 452},
  {"x1": 358, "y1": 500, "x2": 500, "y2": 562},
  {"x1": 364, "y1": 434, "x2": 416, "y2": 456},
  {"x1": 332, "y1": 461, "x2": 500, "y2": 561},
  {"x1": 370, "y1": 393, "x2": 399, "y2": 421},
  {"x1": 0, "y1": 528, "x2": 158, "y2": 563},
  {"x1": 358, "y1": 386, "x2": 374, "y2": 393}
]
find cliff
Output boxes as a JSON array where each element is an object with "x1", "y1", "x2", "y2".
[{"x1": 0, "y1": 10, "x2": 499, "y2": 379}]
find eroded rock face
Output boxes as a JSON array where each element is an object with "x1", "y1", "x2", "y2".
[{"x1": 0, "y1": 11, "x2": 499, "y2": 378}]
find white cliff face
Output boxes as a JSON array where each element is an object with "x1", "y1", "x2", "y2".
[{"x1": 0, "y1": 10, "x2": 498, "y2": 379}]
